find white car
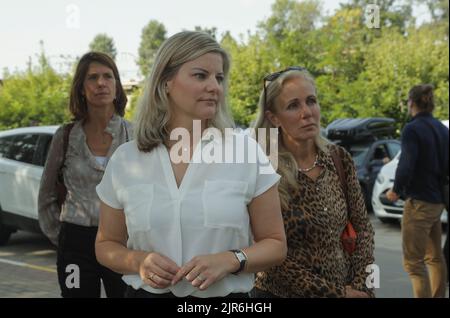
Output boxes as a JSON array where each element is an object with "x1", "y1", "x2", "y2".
[
  {"x1": 372, "y1": 120, "x2": 449, "y2": 224},
  {"x1": 0, "y1": 126, "x2": 58, "y2": 244}
]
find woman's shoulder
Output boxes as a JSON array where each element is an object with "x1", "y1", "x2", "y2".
[
  {"x1": 325, "y1": 143, "x2": 350, "y2": 157},
  {"x1": 323, "y1": 143, "x2": 354, "y2": 168},
  {"x1": 53, "y1": 121, "x2": 79, "y2": 143}
]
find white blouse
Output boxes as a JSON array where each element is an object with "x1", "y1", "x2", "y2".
[{"x1": 96, "y1": 132, "x2": 280, "y2": 297}]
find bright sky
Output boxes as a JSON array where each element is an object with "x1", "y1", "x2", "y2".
[{"x1": 0, "y1": 0, "x2": 428, "y2": 81}]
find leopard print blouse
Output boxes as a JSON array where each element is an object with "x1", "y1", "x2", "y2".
[{"x1": 255, "y1": 144, "x2": 375, "y2": 298}]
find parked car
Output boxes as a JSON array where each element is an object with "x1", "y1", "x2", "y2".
[
  {"x1": 326, "y1": 118, "x2": 401, "y2": 210},
  {"x1": 372, "y1": 120, "x2": 449, "y2": 224},
  {"x1": 372, "y1": 152, "x2": 448, "y2": 224},
  {"x1": 0, "y1": 126, "x2": 58, "y2": 245}
]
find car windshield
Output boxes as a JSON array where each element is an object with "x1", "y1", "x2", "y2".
[{"x1": 346, "y1": 144, "x2": 371, "y2": 167}]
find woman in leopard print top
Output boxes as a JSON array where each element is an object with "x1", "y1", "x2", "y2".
[{"x1": 251, "y1": 67, "x2": 375, "y2": 298}]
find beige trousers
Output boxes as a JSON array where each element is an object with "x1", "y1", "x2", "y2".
[{"x1": 402, "y1": 198, "x2": 447, "y2": 298}]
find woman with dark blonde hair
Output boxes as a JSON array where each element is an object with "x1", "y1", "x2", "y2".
[
  {"x1": 95, "y1": 31, "x2": 287, "y2": 298},
  {"x1": 251, "y1": 67, "x2": 375, "y2": 298},
  {"x1": 39, "y1": 52, "x2": 131, "y2": 297}
]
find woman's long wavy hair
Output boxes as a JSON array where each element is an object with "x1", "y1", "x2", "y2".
[
  {"x1": 253, "y1": 70, "x2": 330, "y2": 210},
  {"x1": 134, "y1": 31, "x2": 235, "y2": 153}
]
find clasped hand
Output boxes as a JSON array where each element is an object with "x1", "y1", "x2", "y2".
[{"x1": 139, "y1": 252, "x2": 236, "y2": 291}]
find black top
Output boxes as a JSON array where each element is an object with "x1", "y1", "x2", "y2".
[{"x1": 394, "y1": 112, "x2": 449, "y2": 203}]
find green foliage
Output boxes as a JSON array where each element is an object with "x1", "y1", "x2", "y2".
[
  {"x1": 221, "y1": 0, "x2": 448, "y2": 129},
  {"x1": 0, "y1": 52, "x2": 72, "y2": 130},
  {"x1": 124, "y1": 86, "x2": 143, "y2": 121},
  {"x1": 194, "y1": 26, "x2": 218, "y2": 40},
  {"x1": 222, "y1": 33, "x2": 275, "y2": 126},
  {"x1": 2, "y1": 0, "x2": 447, "y2": 132},
  {"x1": 354, "y1": 26, "x2": 449, "y2": 126},
  {"x1": 138, "y1": 20, "x2": 167, "y2": 78},
  {"x1": 342, "y1": 0, "x2": 415, "y2": 33},
  {"x1": 313, "y1": 7, "x2": 371, "y2": 125},
  {"x1": 89, "y1": 33, "x2": 117, "y2": 60}
]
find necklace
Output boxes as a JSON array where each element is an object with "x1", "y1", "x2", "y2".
[{"x1": 298, "y1": 154, "x2": 319, "y2": 173}]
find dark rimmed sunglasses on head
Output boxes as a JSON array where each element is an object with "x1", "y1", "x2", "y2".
[{"x1": 263, "y1": 66, "x2": 307, "y2": 109}]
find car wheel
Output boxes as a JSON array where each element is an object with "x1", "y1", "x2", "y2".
[
  {"x1": 0, "y1": 208, "x2": 15, "y2": 246},
  {"x1": 0, "y1": 223, "x2": 13, "y2": 245}
]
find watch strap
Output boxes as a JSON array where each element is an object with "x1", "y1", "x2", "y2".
[{"x1": 230, "y1": 249, "x2": 247, "y2": 274}]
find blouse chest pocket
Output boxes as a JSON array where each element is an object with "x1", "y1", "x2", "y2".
[
  {"x1": 118, "y1": 184, "x2": 154, "y2": 232},
  {"x1": 202, "y1": 180, "x2": 249, "y2": 230}
]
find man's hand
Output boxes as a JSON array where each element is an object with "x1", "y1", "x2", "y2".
[{"x1": 386, "y1": 189, "x2": 400, "y2": 202}]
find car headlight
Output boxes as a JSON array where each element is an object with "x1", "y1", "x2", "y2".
[{"x1": 377, "y1": 174, "x2": 385, "y2": 184}]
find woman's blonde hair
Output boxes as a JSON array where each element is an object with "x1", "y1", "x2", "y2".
[
  {"x1": 253, "y1": 69, "x2": 330, "y2": 210},
  {"x1": 134, "y1": 31, "x2": 235, "y2": 152}
]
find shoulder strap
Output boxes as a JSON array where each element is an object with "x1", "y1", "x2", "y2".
[
  {"x1": 330, "y1": 147, "x2": 350, "y2": 218},
  {"x1": 122, "y1": 119, "x2": 130, "y2": 142},
  {"x1": 60, "y1": 122, "x2": 75, "y2": 172}
]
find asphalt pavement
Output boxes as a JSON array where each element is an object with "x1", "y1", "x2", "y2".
[{"x1": 0, "y1": 215, "x2": 448, "y2": 298}]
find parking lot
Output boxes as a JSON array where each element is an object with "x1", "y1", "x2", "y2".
[
  {"x1": 0, "y1": 214, "x2": 448, "y2": 298},
  {"x1": 0, "y1": 231, "x2": 58, "y2": 297}
]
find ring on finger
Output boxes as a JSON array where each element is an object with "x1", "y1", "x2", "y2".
[
  {"x1": 197, "y1": 274, "x2": 206, "y2": 282},
  {"x1": 148, "y1": 273, "x2": 156, "y2": 281}
]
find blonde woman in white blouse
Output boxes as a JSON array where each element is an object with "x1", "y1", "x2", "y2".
[{"x1": 95, "y1": 31, "x2": 287, "y2": 298}]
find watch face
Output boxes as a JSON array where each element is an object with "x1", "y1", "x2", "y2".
[
  {"x1": 236, "y1": 252, "x2": 246, "y2": 262},
  {"x1": 230, "y1": 250, "x2": 247, "y2": 274}
]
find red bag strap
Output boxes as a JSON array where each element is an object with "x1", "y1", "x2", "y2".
[{"x1": 330, "y1": 147, "x2": 350, "y2": 220}]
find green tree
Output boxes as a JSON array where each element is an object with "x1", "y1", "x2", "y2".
[
  {"x1": 342, "y1": 0, "x2": 414, "y2": 33},
  {"x1": 194, "y1": 26, "x2": 218, "y2": 40},
  {"x1": 313, "y1": 7, "x2": 370, "y2": 124},
  {"x1": 416, "y1": 0, "x2": 449, "y2": 23},
  {"x1": 0, "y1": 50, "x2": 72, "y2": 129},
  {"x1": 222, "y1": 0, "x2": 325, "y2": 127},
  {"x1": 259, "y1": 0, "x2": 322, "y2": 40},
  {"x1": 89, "y1": 33, "x2": 117, "y2": 60},
  {"x1": 415, "y1": 0, "x2": 449, "y2": 36},
  {"x1": 336, "y1": 25, "x2": 448, "y2": 130},
  {"x1": 222, "y1": 32, "x2": 274, "y2": 126},
  {"x1": 258, "y1": 0, "x2": 323, "y2": 68},
  {"x1": 124, "y1": 86, "x2": 143, "y2": 121},
  {"x1": 138, "y1": 20, "x2": 167, "y2": 78},
  {"x1": 320, "y1": 26, "x2": 449, "y2": 129}
]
